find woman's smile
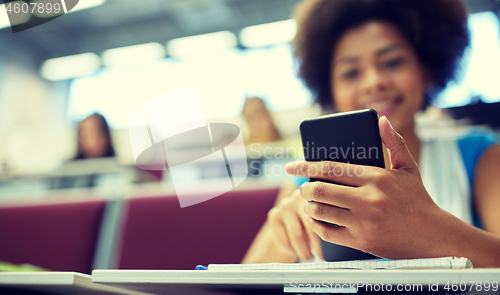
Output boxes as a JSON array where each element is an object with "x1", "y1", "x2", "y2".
[{"x1": 361, "y1": 95, "x2": 404, "y2": 117}]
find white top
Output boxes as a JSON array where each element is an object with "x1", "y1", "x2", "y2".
[{"x1": 419, "y1": 136, "x2": 472, "y2": 224}]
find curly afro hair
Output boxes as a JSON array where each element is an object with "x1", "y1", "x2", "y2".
[{"x1": 292, "y1": 0, "x2": 470, "y2": 111}]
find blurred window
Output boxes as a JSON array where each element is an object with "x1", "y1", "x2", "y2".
[
  {"x1": 436, "y1": 11, "x2": 500, "y2": 107},
  {"x1": 68, "y1": 45, "x2": 313, "y2": 128},
  {"x1": 69, "y1": 11, "x2": 500, "y2": 121}
]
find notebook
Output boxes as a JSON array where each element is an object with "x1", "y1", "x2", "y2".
[{"x1": 207, "y1": 257, "x2": 472, "y2": 270}]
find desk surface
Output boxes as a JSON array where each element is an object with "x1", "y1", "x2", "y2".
[
  {"x1": 93, "y1": 269, "x2": 500, "y2": 295},
  {"x1": 0, "y1": 272, "x2": 151, "y2": 295}
]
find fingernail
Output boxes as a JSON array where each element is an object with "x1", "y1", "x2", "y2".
[
  {"x1": 285, "y1": 162, "x2": 295, "y2": 174},
  {"x1": 384, "y1": 116, "x2": 395, "y2": 133}
]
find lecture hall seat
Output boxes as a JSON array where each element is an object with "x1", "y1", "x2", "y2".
[
  {"x1": 0, "y1": 200, "x2": 106, "y2": 274},
  {"x1": 118, "y1": 188, "x2": 279, "y2": 270}
]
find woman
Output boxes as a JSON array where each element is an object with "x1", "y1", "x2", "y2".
[
  {"x1": 243, "y1": 0, "x2": 500, "y2": 267},
  {"x1": 75, "y1": 113, "x2": 115, "y2": 159}
]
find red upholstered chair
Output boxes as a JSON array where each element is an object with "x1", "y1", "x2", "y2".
[
  {"x1": 0, "y1": 200, "x2": 106, "y2": 274},
  {"x1": 118, "y1": 188, "x2": 279, "y2": 270}
]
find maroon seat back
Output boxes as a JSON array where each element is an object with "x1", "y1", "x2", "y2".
[
  {"x1": 0, "y1": 200, "x2": 105, "y2": 274},
  {"x1": 118, "y1": 188, "x2": 279, "y2": 270}
]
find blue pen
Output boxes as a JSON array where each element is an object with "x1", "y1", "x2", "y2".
[{"x1": 195, "y1": 265, "x2": 208, "y2": 270}]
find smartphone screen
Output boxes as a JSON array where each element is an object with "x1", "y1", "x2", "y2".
[{"x1": 299, "y1": 109, "x2": 384, "y2": 261}]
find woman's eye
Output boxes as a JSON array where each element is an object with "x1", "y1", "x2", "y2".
[
  {"x1": 384, "y1": 58, "x2": 405, "y2": 69},
  {"x1": 342, "y1": 70, "x2": 359, "y2": 79}
]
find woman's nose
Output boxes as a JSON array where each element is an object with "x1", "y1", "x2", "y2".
[{"x1": 360, "y1": 67, "x2": 390, "y2": 95}]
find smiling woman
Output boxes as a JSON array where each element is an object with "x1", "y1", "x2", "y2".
[
  {"x1": 242, "y1": 0, "x2": 500, "y2": 268},
  {"x1": 294, "y1": 0, "x2": 469, "y2": 113},
  {"x1": 330, "y1": 23, "x2": 430, "y2": 139}
]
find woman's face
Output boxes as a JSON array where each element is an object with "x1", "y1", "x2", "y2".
[
  {"x1": 331, "y1": 21, "x2": 430, "y2": 133},
  {"x1": 79, "y1": 116, "x2": 108, "y2": 158}
]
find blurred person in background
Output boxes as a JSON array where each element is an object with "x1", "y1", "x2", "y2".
[
  {"x1": 242, "y1": 97, "x2": 285, "y2": 178},
  {"x1": 242, "y1": 97, "x2": 282, "y2": 144},
  {"x1": 51, "y1": 113, "x2": 117, "y2": 189},
  {"x1": 75, "y1": 113, "x2": 115, "y2": 160},
  {"x1": 243, "y1": 0, "x2": 500, "y2": 267}
]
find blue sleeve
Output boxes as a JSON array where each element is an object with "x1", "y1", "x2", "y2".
[
  {"x1": 294, "y1": 177, "x2": 308, "y2": 188},
  {"x1": 458, "y1": 130, "x2": 500, "y2": 229}
]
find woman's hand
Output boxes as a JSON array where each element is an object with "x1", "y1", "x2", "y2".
[
  {"x1": 285, "y1": 116, "x2": 445, "y2": 259},
  {"x1": 267, "y1": 188, "x2": 322, "y2": 261}
]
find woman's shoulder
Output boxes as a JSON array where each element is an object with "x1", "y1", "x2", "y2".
[
  {"x1": 418, "y1": 125, "x2": 499, "y2": 180},
  {"x1": 419, "y1": 124, "x2": 498, "y2": 147},
  {"x1": 416, "y1": 109, "x2": 498, "y2": 147},
  {"x1": 458, "y1": 128, "x2": 499, "y2": 149},
  {"x1": 457, "y1": 128, "x2": 499, "y2": 165}
]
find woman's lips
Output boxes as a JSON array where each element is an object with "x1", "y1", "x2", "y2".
[{"x1": 364, "y1": 96, "x2": 403, "y2": 117}]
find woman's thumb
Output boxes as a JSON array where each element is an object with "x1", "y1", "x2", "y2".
[{"x1": 379, "y1": 116, "x2": 418, "y2": 172}]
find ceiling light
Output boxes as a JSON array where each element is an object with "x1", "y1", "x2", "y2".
[
  {"x1": 102, "y1": 42, "x2": 165, "y2": 68},
  {"x1": 240, "y1": 19, "x2": 296, "y2": 48},
  {"x1": 40, "y1": 53, "x2": 101, "y2": 81},
  {"x1": 167, "y1": 31, "x2": 237, "y2": 59}
]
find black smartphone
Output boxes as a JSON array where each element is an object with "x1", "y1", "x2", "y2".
[{"x1": 299, "y1": 109, "x2": 385, "y2": 262}]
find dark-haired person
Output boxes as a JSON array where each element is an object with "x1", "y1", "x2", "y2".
[
  {"x1": 51, "y1": 113, "x2": 116, "y2": 189},
  {"x1": 75, "y1": 113, "x2": 115, "y2": 159},
  {"x1": 243, "y1": 0, "x2": 500, "y2": 267}
]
